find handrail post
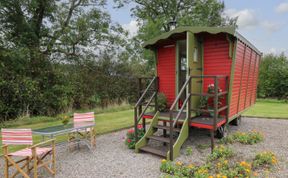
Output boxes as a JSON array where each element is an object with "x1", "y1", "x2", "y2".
[
  {"x1": 225, "y1": 76, "x2": 229, "y2": 123},
  {"x1": 187, "y1": 77, "x2": 191, "y2": 120},
  {"x1": 134, "y1": 107, "x2": 138, "y2": 142},
  {"x1": 154, "y1": 77, "x2": 158, "y2": 112},
  {"x1": 169, "y1": 110, "x2": 173, "y2": 160}
]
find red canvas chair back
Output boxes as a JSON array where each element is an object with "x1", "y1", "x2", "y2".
[
  {"x1": 1, "y1": 128, "x2": 33, "y2": 145},
  {"x1": 73, "y1": 112, "x2": 95, "y2": 123}
]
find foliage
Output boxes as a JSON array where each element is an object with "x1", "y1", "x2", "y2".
[
  {"x1": 253, "y1": 151, "x2": 278, "y2": 169},
  {"x1": 157, "y1": 93, "x2": 168, "y2": 112},
  {"x1": 114, "y1": 0, "x2": 237, "y2": 67},
  {"x1": 220, "y1": 130, "x2": 264, "y2": 145},
  {"x1": 60, "y1": 115, "x2": 70, "y2": 125},
  {"x1": 0, "y1": 0, "x2": 149, "y2": 121},
  {"x1": 258, "y1": 53, "x2": 288, "y2": 100},
  {"x1": 185, "y1": 146, "x2": 193, "y2": 156},
  {"x1": 208, "y1": 145, "x2": 234, "y2": 161},
  {"x1": 198, "y1": 84, "x2": 224, "y2": 117},
  {"x1": 125, "y1": 124, "x2": 145, "y2": 149}
]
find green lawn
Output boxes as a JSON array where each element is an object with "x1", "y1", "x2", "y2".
[
  {"x1": 0, "y1": 108, "x2": 135, "y2": 154},
  {"x1": 243, "y1": 99, "x2": 288, "y2": 118}
]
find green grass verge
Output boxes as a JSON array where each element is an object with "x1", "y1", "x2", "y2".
[
  {"x1": 0, "y1": 108, "x2": 135, "y2": 154},
  {"x1": 243, "y1": 99, "x2": 288, "y2": 119}
]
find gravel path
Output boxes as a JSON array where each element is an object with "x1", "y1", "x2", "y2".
[{"x1": 1, "y1": 117, "x2": 288, "y2": 178}]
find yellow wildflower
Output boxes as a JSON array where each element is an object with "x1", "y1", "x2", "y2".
[
  {"x1": 176, "y1": 161, "x2": 183, "y2": 166},
  {"x1": 208, "y1": 176, "x2": 214, "y2": 178},
  {"x1": 216, "y1": 174, "x2": 221, "y2": 178},
  {"x1": 161, "y1": 159, "x2": 167, "y2": 163},
  {"x1": 187, "y1": 164, "x2": 194, "y2": 169},
  {"x1": 224, "y1": 160, "x2": 228, "y2": 164},
  {"x1": 222, "y1": 176, "x2": 227, "y2": 178}
]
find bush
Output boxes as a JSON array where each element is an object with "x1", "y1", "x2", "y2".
[
  {"x1": 208, "y1": 145, "x2": 234, "y2": 161},
  {"x1": 258, "y1": 53, "x2": 288, "y2": 100},
  {"x1": 253, "y1": 151, "x2": 278, "y2": 169},
  {"x1": 125, "y1": 125, "x2": 145, "y2": 149},
  {"x1": 157, "y1": 93, "x2": 168, "y2": 112},
  {"x1": 220, "y1": 130, "x2": 264, "y2": 145}
]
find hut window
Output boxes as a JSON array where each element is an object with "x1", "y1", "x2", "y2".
[{"x1": 193, "y1": 48, "x2": 198, "y2": 62}]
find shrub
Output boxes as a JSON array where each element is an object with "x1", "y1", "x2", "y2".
[
  {"x1": 208, "y1": 145, "x2": 234, "y2": 161},
  {"x1": 125, "y1": 125, "x2": 145, "y2": 149},
  {"x1": 253, "y1": 151, "x2": 278, "y2": 169},
  {"x1": 185, "y1": 146, "x2": 193, "y2": 156},
  {"x1": 157, "y1": 93, "x2": 167, "y2": 112},
  {"x1": 220, "y1": 130, "x2": 264, "y2": 145}
]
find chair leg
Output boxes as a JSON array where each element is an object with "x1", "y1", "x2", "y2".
[
  {"x1": 4, "y1": 156, "x2": 9, "y2": 178},
  {"x1": 32, "y1": 149, "x2": 38, "y2": 178},
  {"x1": 52, "y1": 140, "x2": 56, "y2": 175},
  {"x1": 26, "y1": 157, "x2": 30, "y2": 175}
]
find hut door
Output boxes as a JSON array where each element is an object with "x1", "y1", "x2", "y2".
[{"x1": 177, "y1": 40, "x2": 187, "y2": 108}]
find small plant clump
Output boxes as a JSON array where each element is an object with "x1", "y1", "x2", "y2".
[
  {"x1": 253, "y1": 151, "x2": 278, "y2": 169},
  {"x1": 220, "y1": 130, "x2": 264, "y2": 145},
  {"x1": 208, "y1": 145, "x2": 234, "y2": 161},
  {"x1": 125, "y1": 124, "x2": 145, "y2": 149},
  {"x1": 185, "y1": 146, "x2": 193, "y2": 156},
  {"x1": 160, "y1": 150, "x2": 278, "y2": 178}
]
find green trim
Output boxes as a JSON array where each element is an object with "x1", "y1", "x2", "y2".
[
  {"x1": 167, "y1": 116, "x2": 189, "y2": 160},
  {"x1": 227, "y1": 39, "x2": 238, "y2": 119},
  {"x1": 135, "y1": 112, "x2": 160, "y2": 152},
  {"x1": 143, "y1": 26, "x2": 261, "y2": 54},
  {"x1": 154, "y1": 49, "x2": 158, "y2": 76}
]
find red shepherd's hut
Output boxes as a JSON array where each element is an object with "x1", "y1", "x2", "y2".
[{"x1": 133, "y1": 27, "x2": 262, "y2": 160}]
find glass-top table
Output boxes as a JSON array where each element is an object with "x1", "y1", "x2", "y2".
[{"x1": 33, "y1": 121, "x2": 96, "y2": 150}]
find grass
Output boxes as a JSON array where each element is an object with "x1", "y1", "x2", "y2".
[
  {"x1": 0, "y1": 105, "x2": 135, "y2": 154},
  {"x1": 243, "y1": 99, "x2": 288, "y2": 119}
]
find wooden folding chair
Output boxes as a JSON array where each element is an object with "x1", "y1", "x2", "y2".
[
  {"x1": 1, "y1": 129, "x2": 56, "y2": 178},
  {"x1": 68, "y1": 112, "x2": 96, "y2": 150}
]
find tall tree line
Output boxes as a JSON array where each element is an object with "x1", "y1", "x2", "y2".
[{"x1": 0, "y1": 0, "x2": 235, "y2": 121}]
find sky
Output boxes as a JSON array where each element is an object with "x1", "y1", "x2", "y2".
[{"x1": 106, "y1": 0, "x2": 288, "y2": 55}]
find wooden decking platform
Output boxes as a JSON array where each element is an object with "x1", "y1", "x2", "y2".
[{"x1": 143, "y1": 111, "x2": 226, "y2": 129}]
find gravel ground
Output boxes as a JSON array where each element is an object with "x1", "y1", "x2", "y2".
[{"x1": 1, "y1": 117, "x2": 288, "y2": 178}]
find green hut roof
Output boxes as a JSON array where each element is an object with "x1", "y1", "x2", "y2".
[{"x1": 143, "y1": 26, "x2": 261, "y2": 54}]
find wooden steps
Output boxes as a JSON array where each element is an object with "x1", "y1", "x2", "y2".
[
  {"x1": 139, "y1": 146, "x2": 166, "y2": 157},
  {"x1": 147, "y1": 135, "x2": 175, "y2": 143},
  {"x1": 153, "y1": 125, "x2": 181, "y2": 132}
]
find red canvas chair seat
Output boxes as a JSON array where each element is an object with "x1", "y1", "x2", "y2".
[
  {"x1": 9, "y1": 147, "x2": 52, "y2": 157},
  {"x1": 2, "y1": 128, "x2": 56, "y2": 178}
]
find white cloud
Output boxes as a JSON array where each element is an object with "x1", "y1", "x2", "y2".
[
  {"x1": 267, "y1": 48, "x2": 288, "y2": 55},
  {"x1": 225, "y1": 9, "x2": 258, "y2": 29},
  {"x1": 122, "y1": 20, "x2": 139, "y2": 37},
  {"x1": 261, "y1": 21, "x2": 285, "y2": 32},
  {"x1": 276, "y1": 2, "x2": 288, "y2": 13}
]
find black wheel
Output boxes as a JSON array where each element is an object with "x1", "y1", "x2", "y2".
[
  {"x1": 230, "y1": 116, "x2": 241, "y2": 126},
  {"x1": 215, "y1": 125, "x2": 228, "y2": 139}
]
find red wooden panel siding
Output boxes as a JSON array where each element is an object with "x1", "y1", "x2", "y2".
[
  {"x1": 229, "y1": 41, "x2": 245, "y2": 117},
  {"x1": 157, "y1": 44, "x2": 176, "y2": 106},
  {"x1": 238, "y1": 47, "x2": 251, "y2": 112},
  {"x1": 245, "y1": 51, "x2": 256, "y2": 107},
  {"x1": 203, "y1": 34, "x2": 232, "y2": 116}
]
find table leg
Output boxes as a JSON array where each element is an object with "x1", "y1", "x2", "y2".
[{"x1": 90, "y1": 127, "x2": 96, "y2": 148}]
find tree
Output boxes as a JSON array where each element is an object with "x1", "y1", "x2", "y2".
[
  {"x1": 0, "y1": 0, "x2": 131, "y2": 119},
  {"x1": 114, "y1": 0, "x2": 237, "y2": 67},
  {"x1": 258, "y1": 53, "x2": 288, "y2": 100}
]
